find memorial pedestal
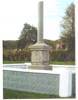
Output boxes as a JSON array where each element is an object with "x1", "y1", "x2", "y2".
[
  {"x1": 29, "y1": 1, "x2": 51, "y2": 70},
  {"x1": 29, "y1": 42, "x2": 51, "y2": 70}
]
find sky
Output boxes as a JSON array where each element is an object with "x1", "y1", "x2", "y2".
[{"x1": 0, "y1": 0, "x2": 74, "y2": 40}]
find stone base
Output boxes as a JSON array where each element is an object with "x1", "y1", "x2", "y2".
[
  {"x1": 29, "y1": 42, "x2": 50, "y2": 70},
  {"x1": 31, "y1": 65, "x2": 52, "y2": 70}
]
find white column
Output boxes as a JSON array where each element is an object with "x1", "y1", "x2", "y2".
[
  {"x1": 38, "y1": 1, "x2": 43, "y2": 43},
  {"x1": 59, "y1": 69, "x2": 72, "y2": 97}
]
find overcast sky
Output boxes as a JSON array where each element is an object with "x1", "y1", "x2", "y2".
[{"x1": 0, "y1": 0, "x2": 73, "y2": 40}]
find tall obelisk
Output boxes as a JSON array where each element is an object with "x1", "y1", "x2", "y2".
[
  {"x1": 38, "y1": 1, "x2": 43, "y2": 43},
  {"x1": 29, "y1": 1, "x2": 51, "y2": 70}
]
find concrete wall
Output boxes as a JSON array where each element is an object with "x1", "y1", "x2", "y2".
[
  {"x1": 3, "y1": 70, "x2": 59, "y2": 95},
  {"x1": 3, "y1": 64, "x2": 75, "y2": 97}
]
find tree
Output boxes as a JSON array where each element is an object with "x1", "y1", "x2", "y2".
[
  {"x1": 17, "y1": 23, "x2": 37, "y2": 49},
  {"x1": 60, "y1": 3, "x2": 75, "y2": 52}
]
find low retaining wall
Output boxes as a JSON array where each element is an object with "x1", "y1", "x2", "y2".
[{"x1": 3, "y1": 64, "x2": 75, "y2": 97}]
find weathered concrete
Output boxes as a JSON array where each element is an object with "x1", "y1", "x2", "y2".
[
  {"x1": 30, "y1": 43, "x2": 51, "y2": 70},
  {"x1": 3, "y1": 68, "x2": 60, "y2": 95}
]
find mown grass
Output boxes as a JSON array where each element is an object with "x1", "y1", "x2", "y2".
[
  {"x1": 50, "y1": 61, "x2": 75, "y2": 65},
  {"x1": 3, "y1": 60, "x2": 75, "y2": 65},
  {"x1": 3, "y1": 89, "x2": 75, "y2": 99},
  {"x1": 3, "y1": 88, "x2": 59, "y2": 99},
  {"x1": 3, "y1": 60, "x2": 27, "y2": 64}
]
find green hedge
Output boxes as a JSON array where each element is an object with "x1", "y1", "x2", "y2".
[
  {"x1": 50, "y1": 50, "x2": 75, "y2": 61},
  {"x1": 3, "y1": 49, "x2": 75, "y2": 62},
  {"x1": 3, "y1": 49, "x2": 31, "y2": 61}
]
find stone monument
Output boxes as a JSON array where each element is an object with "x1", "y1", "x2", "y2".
[{"x1": 29, "y1": 1, "x2": 51, "y2": 70}]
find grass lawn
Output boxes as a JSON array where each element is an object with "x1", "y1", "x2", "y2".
[
  {"x1": 3, "y1": 60, "x2": 75, "y2": 65},
  {"x1": 3, "y1": 88, "x2": 59, "y2": 99},
  {"x1": 3, "y1": 89, "x2": 75, "y2": 99},
  {"x1": 50, "y1": 61, "x2": 75, "y2": 65},
  {"x1": 3, "y1": 60, "x2": 26, "y2": 64}
]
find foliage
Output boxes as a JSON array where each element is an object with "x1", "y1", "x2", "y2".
[
  {"x1": 17, "y1": 23, "x2": 37, "y2": 49},
  {"x1": 60, "y1": 3, "x2": 75, "y2": 52},
  {"x1": 50, "y1": 49, "x2": 75, "y2": 61},
  {"x1": 3, "y1": 48, "x2": 31, "y2": 62},
  {"x1": 3, "y1": 48, "x2": 75, "y2": 63}
]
